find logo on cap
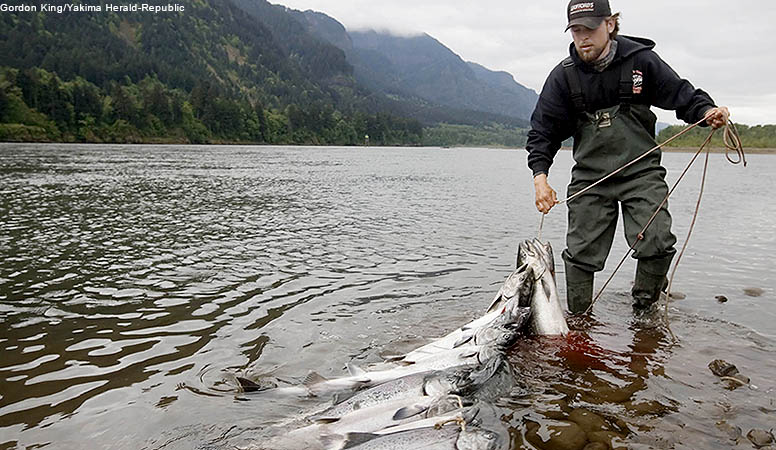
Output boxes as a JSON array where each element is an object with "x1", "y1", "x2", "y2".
[{"x1": 570, "y1": 2, "x2": 595, "y2": 15}]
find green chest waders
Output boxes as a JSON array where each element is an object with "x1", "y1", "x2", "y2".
[{"x1": 560, "y1": 57, "x2": 677, "y2": 313}]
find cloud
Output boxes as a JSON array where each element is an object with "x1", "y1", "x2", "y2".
[{"x1": 273, "y1": 0, "x2": 776, "y2": 125}]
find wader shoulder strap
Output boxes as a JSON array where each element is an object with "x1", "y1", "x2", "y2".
[
  {"x1": 562, "y1": 57, "x2": 585, "y2": 113},
  {"x1": 619, "y1": 57, "x2": 634, "y2": 104}
]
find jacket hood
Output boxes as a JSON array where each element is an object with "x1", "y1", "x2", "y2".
[{"x1": 568, "y1": 35, "x2": 656, "y2": 67}]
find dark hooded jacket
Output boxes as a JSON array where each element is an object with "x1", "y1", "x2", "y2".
[{"x1": 526, "y1": 35, "x2": 716, "y2": 176}]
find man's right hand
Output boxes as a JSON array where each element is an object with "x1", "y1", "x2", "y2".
[{"x1": 533, "y1": 174, "x2": 558, "y2": 214}]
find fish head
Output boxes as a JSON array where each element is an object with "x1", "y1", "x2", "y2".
[
  {"x1": 457, "y1": 403, "x2": 510, "y2": 450},
  {"x1": 503, "y1": 303, "x2": 532, "y2": 330},
  {"x1": 476, "y1": 345, "x2": 504, "y2": 366},
  {"x1": 516, "y1": 240, "x2": 536, "y2": 268},
  {"x1": 475, "y1": 325, "x2": 523, "y2": 349},
  {"x1": 456, "y1": 427, "x2": 506, "y2": 450},
  {"x1": 467, "y1": 354, "x2": 510, "y2": 386},
  {"x1": 531, "y1": 239, "x2": 555, "y2": 275},
  {"x1": 423, "y1": 365, "x2": 476, "y2": 397}
]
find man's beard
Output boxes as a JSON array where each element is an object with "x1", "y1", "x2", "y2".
[{"x1": 577, "y1": 44, "x2": 606, "y2": 64}]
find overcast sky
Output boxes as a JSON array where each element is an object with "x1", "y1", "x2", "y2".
[{"x1": 273, "y1": 0, "x2": 775, "y2": 126}]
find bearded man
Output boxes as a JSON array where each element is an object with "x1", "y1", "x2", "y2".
[{"x1": 526, "y1": 0, "x2": 729, "y2": 314}]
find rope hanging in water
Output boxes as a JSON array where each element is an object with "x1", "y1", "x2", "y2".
[{"x1": 536, "y1": 118, "x2": 746, "y2": 339}]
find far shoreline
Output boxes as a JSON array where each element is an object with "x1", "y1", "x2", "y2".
[{"x1": 2, "y1": 142, "x2": 775, "y2": 154}]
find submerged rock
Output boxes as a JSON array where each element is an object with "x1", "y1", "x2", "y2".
[
  {"x1": 715, "y1": 295, "x2": 728, "y2": 303},
  {"x1": 623, "y1": 399, "x2": 673, "y2": 416},
  {"x1": 708, "y1": 359, "x2": 750, "y2": 389},
  {"x1": 708, "y1": 359, "x2": 739, "y2": 377},
  {"x1": 715, "y1": 420, "x2": 742, "y2": 442},
  {"x1": 743, "y1": 287, "x2": 766, "y2": 297},
  {"x1": 747, "y1": 429, "x2": 775, "y2": 448}
]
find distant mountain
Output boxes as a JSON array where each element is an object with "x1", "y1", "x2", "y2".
[
  {"x1": 465, "y1": 62, "x2": 537, "y2": 120},
  {"x1": 299, "y1": 11, "x2": 538, "y2": 123}
]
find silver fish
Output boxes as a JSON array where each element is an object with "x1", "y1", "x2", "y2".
[
  {"x1": 388, "y1": 265, "x2": 535, "y2": 364},
  {"x1": 517, "y1": 239, "x2": 569, "y2": 336},
  {"x1": 300, "y1": 344, "x2": 502, "y2": 397}
]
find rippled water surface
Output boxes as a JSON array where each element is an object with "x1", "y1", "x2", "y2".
[{"x1": 0, "y1": 143, "x2": 774, "y2": 449}]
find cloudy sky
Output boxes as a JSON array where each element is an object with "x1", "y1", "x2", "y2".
[{"x1": 273, "y1": 0, "x2": 775, "y2": 126}]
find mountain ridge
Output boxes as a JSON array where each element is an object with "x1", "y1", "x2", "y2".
[{"x1": 297, "y1": 9, "x2": 538, "y2": 122}]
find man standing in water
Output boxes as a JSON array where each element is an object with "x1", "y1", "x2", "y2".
[{"x1": 526, "y1": 0, "x2": 730, "y2": 314}]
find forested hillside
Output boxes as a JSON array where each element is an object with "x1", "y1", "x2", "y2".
[{"x1": 0, "y1": 0, "x2": 423, "y2": 145}]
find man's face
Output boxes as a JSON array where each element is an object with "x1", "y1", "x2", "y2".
[{"x1": 570, "y1": 18, "x2": 614, "y2": 63}]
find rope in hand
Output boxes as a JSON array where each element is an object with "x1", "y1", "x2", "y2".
[{"x1": 536, "y1": 118, "x2": 746, "y2": 340}]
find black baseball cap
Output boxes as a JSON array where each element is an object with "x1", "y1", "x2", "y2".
[{"x1": 566, "y1": 0, "x2": 612, "y2": 31}]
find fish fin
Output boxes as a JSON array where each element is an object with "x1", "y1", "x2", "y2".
[
  {"x1": 382, "y1": 353, "x2": 406, "y2": 362},
  {"x1": 346, "y1": 362, "x2": 367, "y2": 377},
  {"x1": 453, "y1": 334, "x2": 473, "y2": 348},
  {"x1": 235, "y1": 376, "x2": 263, "y2": 393},
  {"x1": 342, "y1": 432, "x2": 380, "y2": 449},
  {"x1": 459, "y1": 349, "x2": 479, "y2": 359},
  {"x1": 392, "y1": 404, "x2": 428, "y2": 420},
  {"x1": 313, "y1": 417, "x2": 341, "y2": 424},
  {"x1": 486, "y1": 291, "x2": 504, "y2": 313},
  {"x1": 303, "y1": 371, "x2": 328, "y2": 388}
]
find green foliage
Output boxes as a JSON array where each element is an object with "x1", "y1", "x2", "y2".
[
  {"x1": 0, "y1": 123, "x2": 52, "y2": 142},
  {"x1": 658, "y1": 123, "x2": 776, "y2": 149},
  {"x1": 0, "y1": 65, "x2": 423, "y2": 145},
  {"x1": 422, "y1": 123, "x2": 528, "y2": 148}
]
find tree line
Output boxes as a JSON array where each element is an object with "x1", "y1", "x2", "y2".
[
  {"x1": 0, "y1": 67, "x2": 422, "y2": 145},
  {"x1": 658, "y1": 123, "x2": 776, "y2": 149}
]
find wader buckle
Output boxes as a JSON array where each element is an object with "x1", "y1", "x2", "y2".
[{"x1": 596, "y1": 111, "x2": 612, "y2": 128}]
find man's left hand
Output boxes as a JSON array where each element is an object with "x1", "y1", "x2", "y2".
[{"x1": 704, "y1": 106, "x2": 730, "y2": 129}]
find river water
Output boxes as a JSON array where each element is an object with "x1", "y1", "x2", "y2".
[{"x1": 0, "y1": 143, "x2": 773, "y2": 449}]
